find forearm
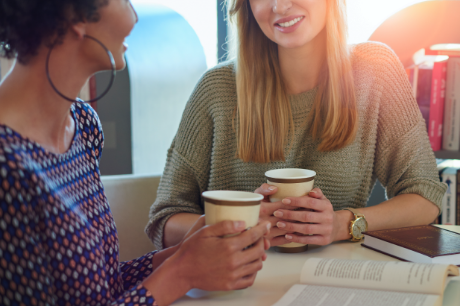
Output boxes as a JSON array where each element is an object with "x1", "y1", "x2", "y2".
[
  {"x1": 163, "y1": 213, "x2": 201, "y2": 247},
  {"x1": 151, "y1": 244, "x2": 180, "y2": 271},
  {"x1": 143, "y1": 252, "x2": 190, "y2": 306},
  {"x1": 334, "y1": 194, "x2": 439, "y2": 241}
]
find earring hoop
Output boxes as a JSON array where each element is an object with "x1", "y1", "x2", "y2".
[{"x1": 46, "y1": 34, "x2": 116, "y2": 104}]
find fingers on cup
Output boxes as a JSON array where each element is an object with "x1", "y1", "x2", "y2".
[
  {"x1": 270, "y1": 235, "x2": 291, "y2": 247},
  {"x1": 274, "y1": 209, "x2": 312, "y2": 223},
  {"x1": 309, "y1": 188, "x2": 325, "y2": 199},
  {"x1": 284, "y1": 196, "x2": 322, "y2": 211},
  {"x1": 207, "y1": 220, "x2": 245, "y2": 237},
  {"x1": 231, "y1": 222, "x2": 265, "y2": 250},
  {"x1": 255, "y1": 183, "x2": 277, "y2": 196},
  {"x1": 233, "y1": 272, "x2": 258, "y2": 290},
  {"x1": 243, "y1": 238, "x2": 266, "y2": 261},
  {"x1": 278, "y1": 222, "x2": 322, "y2": 235},
  {"x1": 286, "y1": 233, "x2": 333, "y2": 246},
  {"x1": 268, "y1": 227, "x2": 289, "y2": 239}
]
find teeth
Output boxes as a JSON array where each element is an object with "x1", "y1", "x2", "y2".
[{"x1": 278, "y1": 17, "x2": 303, "y2": 28}]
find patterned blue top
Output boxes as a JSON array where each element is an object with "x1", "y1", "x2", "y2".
[{"x1": 0, "y1": 103, "x2": 157, "y2": 305}]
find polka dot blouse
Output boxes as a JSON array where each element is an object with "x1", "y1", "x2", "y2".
[{"x1": 0, "y1": 103, "x2": 157, "y2": 305}]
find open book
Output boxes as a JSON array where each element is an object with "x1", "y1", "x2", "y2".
[{"x1": 272, "y1": 258, "x2": 459, "y2": 306}]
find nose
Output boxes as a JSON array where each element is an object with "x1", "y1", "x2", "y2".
[{"x1": 273, "y1": 0, "x2": 292, "y2": 15}]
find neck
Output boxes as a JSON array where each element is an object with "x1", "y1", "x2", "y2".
[
  {"x1": 278, "y1": 28, "x2": 327, "y2": 95},
  {"x1": 0, "y1": 38, "x2": 95, "y2": 153}
]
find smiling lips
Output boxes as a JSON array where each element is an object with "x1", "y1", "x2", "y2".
[
  {"x1": 274, "y1": 15, "x2": 305, "y2": 33},
  {"x1": 277, "y1": 16, "x2": 304, "y2": 28}
]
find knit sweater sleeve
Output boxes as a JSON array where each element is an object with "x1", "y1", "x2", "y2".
[
  {"x1": 367, "y1": 42, "x2": 446, "y2": 211},
  {"x1": 145, "y1": 65, "x2": 233, "y2": 249}
]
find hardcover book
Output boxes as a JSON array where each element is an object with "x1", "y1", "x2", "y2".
[
  {"x1": 407, "y1": 60, "x2": 447, "y2": 151},
  {"x1": 362, "y1": 225, "x2": 460, "y2": 265},
  {"x1": 441, "y1": 167, "x2": 458, "y2": 225},
  {"x1": 429, "y1": 60, "x2": 448, "y2": 151},
  {"x1": 272, "y1": 257, "x2": 459, "y2": 306},
  {"x1": 442, "y1": 58, "x2": 460, "y2": 151}
]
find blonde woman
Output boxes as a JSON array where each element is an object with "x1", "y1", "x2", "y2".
[{"x1": 147, "y1": 0, "x2": 446, "y2": 250}]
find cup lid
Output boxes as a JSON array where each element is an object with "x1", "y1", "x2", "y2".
[
  {"x1": 202, "y1": 190, "x2": 263, "y2": 206},
  {"x1": 265, "y1": 168, "x2": 316, "y2": 183}
]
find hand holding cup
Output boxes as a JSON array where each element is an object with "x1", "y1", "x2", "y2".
[
  {"x1": 265, "y1": 168, "x2": 316, "y2": 253},
  {"x1": 274, "y1": 187, "x2": 340, "y2": 246},
  {"x1": 254, "y1": 184, "x2": 297, "y2": 246}
]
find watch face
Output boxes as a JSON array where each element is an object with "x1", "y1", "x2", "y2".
[{"x1": 352, "y1": 217, "x2": 368, "y2": 239}]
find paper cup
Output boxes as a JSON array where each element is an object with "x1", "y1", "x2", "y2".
[
  {"x1": 202, "y1": 191, "x2": 264, "y2": 232},
  {"x1": 265, "y1": 168, "x2": 316, "y2": 253}
]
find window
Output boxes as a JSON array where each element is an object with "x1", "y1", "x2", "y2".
[
  {"x1": 132, "y1": 0, "x2": 218, "y2": 69},
  {"x1": 98, "y1": 1, "x2": 218, "y2": 175}
]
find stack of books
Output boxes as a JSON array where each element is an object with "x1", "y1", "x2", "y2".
[
  {"x1": 407, "y1": 47, "x2": 460, "y2": 152},
  {"x1": 437, "y1": 159, "x2": 460, "y2": 225}
]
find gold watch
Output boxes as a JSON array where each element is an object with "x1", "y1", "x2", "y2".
[{"x1": 343, "y1": 208, "x2": 368, "y2": 242}]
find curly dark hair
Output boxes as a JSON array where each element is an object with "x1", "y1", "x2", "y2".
[{"x1": 0, "y1": 0, "x2": 108, "y2": 63}]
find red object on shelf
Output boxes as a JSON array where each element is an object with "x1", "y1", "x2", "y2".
[{"x1": 429, "y1": 60, "x2": 448, "y2": 151}]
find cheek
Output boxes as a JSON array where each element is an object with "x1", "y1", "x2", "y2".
[
  {"x1": 311, "y1": 0, "x2": 327, "y2": 31},
  {"x1": 249, "y1": 0, "x2": 274, "y2": 38}
]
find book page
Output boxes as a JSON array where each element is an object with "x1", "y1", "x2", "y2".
[
  {"x1": 272, "y1": 284, "x2": 440, "y2": 306},
  {"x1": 300, "y1": 258, "x2": 450, "y2": 295}
]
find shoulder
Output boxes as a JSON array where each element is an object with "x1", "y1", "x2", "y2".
[
  {"x1": 173, "y1": 62, "x2": 236, "y2": 154},
  {"x1": 181, "y1": 61, "x2": 237, "y2": 119},
  {"x1": 72, "y1": 103, "x2": 104, "y2": 159},
  {"x1": 73, "y1": 103, "x2": 103, "y2": 135},
  {"x1": 201, "y1": 61, "x2": 235, "y2": 83},
  {"x1": 350, "y1": 41, "x2": 404, "y2": 76},
  {"x1": 191, "y1": 61, "x2": 236, "y2": 99}
]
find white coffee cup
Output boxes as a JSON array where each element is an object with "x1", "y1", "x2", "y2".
[
  {"x1": 265, "y1": 168, "x2": 316, "y2": 253},
  {"x1": 202, "y1": 191, "x2": 264, "y2": 232}
]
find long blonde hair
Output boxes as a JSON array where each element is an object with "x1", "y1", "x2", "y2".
[{"x1": 228, "y1": 0, "x2": 358, "y2": 163}]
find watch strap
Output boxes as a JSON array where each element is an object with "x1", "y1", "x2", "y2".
[{"x1": 344, "y1": 207, "x2": 363, "y2": 218}]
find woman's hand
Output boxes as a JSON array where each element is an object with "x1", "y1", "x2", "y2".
[
  {"x1": 183, "y1": 214, "x2": 206, "y2": 241},
  {"x1": 178, "y1": 220, "x2": 271, "y2": 291},
  {"x1": 145, "y1": 220, "x2": 271, "y2": 305},
  {"x1": 183, "y1": 215, "x2": 270, "y2": 261},
  {"x1": 273, "y1": 188, "x2": 341, "y2": 246},
  {"x1": 255, "y1": 183, "x2": 296, "y2": 246}
]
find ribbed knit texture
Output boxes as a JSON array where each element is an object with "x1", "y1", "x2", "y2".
[{"x1": 146, "y1": 42, "x2": 447, "y2": 250}]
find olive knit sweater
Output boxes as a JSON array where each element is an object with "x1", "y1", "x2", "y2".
[{"x1": 146, "y1": 42, "x2": 447, "y2": 250}]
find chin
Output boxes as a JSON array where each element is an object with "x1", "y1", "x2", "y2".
[
  {"x1": 115, "y1": 61, "x2": 127, "y2": 71},
  {"x1": 113, "y1": 54, "x2": 127, "y2": 71},
  {"x1": 277, "y1": 40, "x2": 309, "y2": 50}
]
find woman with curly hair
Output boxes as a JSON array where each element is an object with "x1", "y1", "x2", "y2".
[
  {"x1": 0, "y1": 0, "x2": 271, "y2": 305},
  {"x1": 147, "y1": 0, "x2": 446, "y2": 250}
]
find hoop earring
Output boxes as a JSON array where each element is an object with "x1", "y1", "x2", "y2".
[{"x1": 46, "y1": 34, "x2": 116, "y2": 104}]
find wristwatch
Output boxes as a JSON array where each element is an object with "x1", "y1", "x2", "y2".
[{"x1": 343, "y1": 208, "x2": 368, "y2": 242}]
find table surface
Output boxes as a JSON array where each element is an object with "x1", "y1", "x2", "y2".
[{"x1": 174, "y1": 225, "x2": 460, "y2": 306}]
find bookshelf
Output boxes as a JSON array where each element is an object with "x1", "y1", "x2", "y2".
[{"x1": 369, "y1": 0, "x2": 460, "y2": 160}]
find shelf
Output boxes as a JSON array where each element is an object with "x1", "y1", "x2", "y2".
[{"x1": 434, "y1": 150, "x2": 460, "y2": 160}]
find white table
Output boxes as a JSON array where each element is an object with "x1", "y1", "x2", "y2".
[{"x1": 174, "y1": 225, "x2": 460, "y2": 306}]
